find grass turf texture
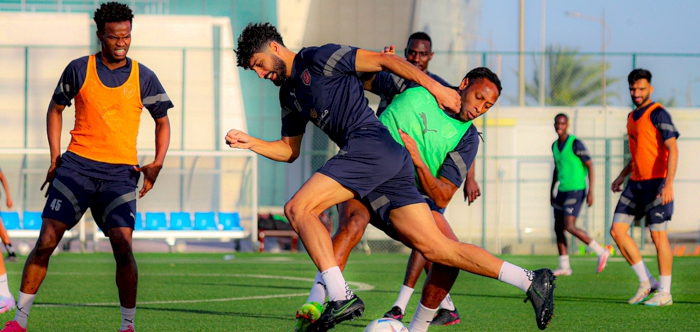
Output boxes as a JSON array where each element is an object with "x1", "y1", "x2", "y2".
[{"x1": 1, "y1": 253, "x2": 698, "y2": 331}]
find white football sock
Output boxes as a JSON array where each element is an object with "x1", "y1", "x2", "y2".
[
  {"x1": 320, "y1": 266, "x2": 353, "y2": 302},
  {"x1": 498, "y1": 262, "x2": 533, "y2": 292},
  {"x1": 588, "y1": 240, "x2": 606, "y2": 256},
  {"x1": 558, "y1": 255, "x2": 571, "y2": 270},
  {"x1": 439, "y1": 293, "x2": 455, "y2": 311},
  {"x1": 392, "y1": 285, "x2": 413, "y2": 313},
  {"x1": 644, "y1": 263, "x2": 655, "y2": 280},
  {"x1": 631, "y1": 261, "x2": 649, "y2": 283},
  {"x1": 408, "y1": 302, "x2": 438, "y2": 332},
  {"x1": 14, "y1": 291, "x2": 36, "y2": 328},
  {"x1": 306, "y1": 271, "x2": 327, "y2": 303},
  {"x1": 659, "y1": 275, "x2": 672, "y2": 293},
  {"x1": 120, "y1": 306, "x2": 135, "y2": 330},
  {"x1": 0, "y1": 274, "x2": 12, "y2": 297}
]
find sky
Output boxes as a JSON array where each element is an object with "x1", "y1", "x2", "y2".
[
  {"x1": 479, "y1": 0, "x2": 700, "y2": 54},
  {"x1": 476, "y1": 0, "x2": 700, "y2": 106}
]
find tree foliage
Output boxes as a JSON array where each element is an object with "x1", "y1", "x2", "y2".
[{"x1": 527, "y1": 45, "x2": 619, "y2": 106}]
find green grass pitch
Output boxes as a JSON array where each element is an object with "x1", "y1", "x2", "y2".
[{"x1": 1, "y1": 253, "x2": 698, "y2": 331}]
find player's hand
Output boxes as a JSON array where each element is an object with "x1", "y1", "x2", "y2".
[
  {"x1": 587, "y1": 191, "x2": 594, "y2": 207},
  {"x1": 6, "y1": 197, "x2": 12, "y2": 209},
  {"x1": 658, "y1": 182, "x2": 673, "y2": 205},
  {"x1": 463, "y1": 177, "x2": 481, "y2": 205},
  {"x1": 40, "y1": 157, "x2": 61, "y2": 197},
  {"x1": 610, "y1": 175, "x2": 625, "y2": 193},
  {"x1": 225, "y1": 129, "x2": 254, "y2": 149},
  {"x1": 398, "y1": 129, "x2": 421, "y2": 163},
  {"x1": 134, "y1": 162, "x2": 162, "y2": 198},
  {"x1": 431, "y1": 85, "x2": 460, "y2": 114},
  {"x1": 382, "y1": 45, "x2": 396, "y2": 55}
]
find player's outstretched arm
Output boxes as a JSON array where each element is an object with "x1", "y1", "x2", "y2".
[
  {"x1": 399, "y1": 129, "x2": 457, "y2": 208},
  {"x1": 41, "y1": 100, "x2": 67, "y2": 197},
  {"x1": 659, "y1": 137, "x2": 678, "y2": 204},
  {"x1": 463, "y1": 161, "x2": 481, "y2": 205},
  {"x1": 226, "y1": 129, "x2": 303, "y2": 163},
  {"x1": 136, "y1": 115, "x2": 171, "y2": 198},
  {"x1": 585, "y1": 160, "x2": 594, "y2": 206},
  {"x1": 0, "y1": 171, "x2": 12, "y2": 208},
  {"x1": 550, "y1": 166, "x2": 558, "y2": 206},
  {"x1": 611, "y1": 160, "x2": 632, "y2": 193},
  {"x1": 354, "y1": 49, "x2": 459, "y2": 113}
]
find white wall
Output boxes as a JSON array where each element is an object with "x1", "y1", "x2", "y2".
[{"x1": 0, "y1": 12, "x2": 246, "y2": 152}]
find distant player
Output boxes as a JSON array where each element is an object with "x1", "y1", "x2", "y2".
[
  {"x1": 609, "y1": 69, "x2": 678, "y2": 306},
  {"x1": 550, "y1": 113, "x2": 610, "y2": 276},
  {"x1": 229, "y1": 22, "x2": 555, "y2": 332},
  {"x1": 0, "y1": 167, "x2": 18, "y2": 263},
  {"x1": 0, "y1": 166, "x2": 16, "y2": 313},
  {"x1": 1, "y1": 2, "x2": 172, "y2": 332}
]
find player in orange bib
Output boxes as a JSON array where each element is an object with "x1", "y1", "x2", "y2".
[
  {"x1": 609, "y1": 69, "x2": 679, "y2": 307},
  {"x1": 2, "y1": 3, "x2": 172, "y2": 332}
]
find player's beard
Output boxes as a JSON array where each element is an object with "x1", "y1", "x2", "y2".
[{"x1": 271, "y1": 55, "x2": 288, "y2": 86}]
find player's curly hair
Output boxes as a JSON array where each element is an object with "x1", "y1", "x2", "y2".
[
  {"x1": 464, "y1": 67, "x2": 502, "y2": 94},
  {"x1": 628, "y1": 68, "x2": 652, "y2": 85},
  {"x1": 235, "y1": 22, "x2": 285, "y2": 69},
  {"x1": 94, "y1": 1, "x2": 133, "y2": 33}
]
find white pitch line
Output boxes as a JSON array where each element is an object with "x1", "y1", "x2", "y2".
[
  {"x1": 31, "y1": 273, "x2": 374, "y2": 308},
  {"x1": 35, "y1": 293, "x2": 310, "y2": 307}
]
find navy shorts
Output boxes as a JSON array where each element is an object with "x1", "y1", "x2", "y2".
[
  {"x1": 318, "y1": 125, "x2": 425, "y2": 223},
  {"x1": 613, "y1": 178, "x2": 672, "y2": 230},
  {"x1": 42, "y1": 165, "x2": 140, "y2": 235},
  {"x1": 552, "y1": 190, "x2": 586, "y2": 219}
]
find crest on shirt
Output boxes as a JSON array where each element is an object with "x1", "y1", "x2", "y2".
[
  {"x1": 310, "y1": 108, "x2": 318, "y2": 119},
  {"x1": 123, "y1": 83, "x2": 137, "y2": 98},
  {"x1": 302, "y1": 69, "x2": 311, "y2": 86}
]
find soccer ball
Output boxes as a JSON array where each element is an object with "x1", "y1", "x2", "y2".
[
  {"x1": 364, "y1": 318, "x2": 408, "y2": 332},
  {"x1": 17, "y1": 242, "x2": 31, "y2": 256}
]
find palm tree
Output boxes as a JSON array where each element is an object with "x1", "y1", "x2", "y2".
[{"x1": 526, "y1": 45, "x2": 619, "y2": 106}]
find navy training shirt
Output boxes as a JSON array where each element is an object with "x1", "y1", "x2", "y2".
[
  {"x1": 631, "y1": 102, "x2": 680, "y2": 141},
  {"x1": 280, "y1": 44, "x2": 382, "y2": 147},
  {"x1": 436, "y1": 125, "x2": 479, "y2": 189},
  {"x1": 50, "y1": 54, "x2": 173, "y2": 180},
  {"x1": 554, "y1": 137, "x2": 592, "y2": 164},
  {"x1": 372, "y1": 70, "x2": 452, "y2": 115}
]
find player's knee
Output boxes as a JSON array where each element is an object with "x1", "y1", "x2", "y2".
[
  {"x1": 33, "y1": 235, "x2": 59, "y2": 257},
  {"x1": 415, "y1": 244, "x2": 443, "y2": 264},
  {"x1": 283, "y1": 200, "x2": 304, "y2": 229},
  {"x1": 609, "y1": 225, "x2": 622, "y2": 240}
]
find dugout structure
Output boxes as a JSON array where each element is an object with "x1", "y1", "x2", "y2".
[{"x1": 0, "y1": 149, "x2": 258, "y2": 252}]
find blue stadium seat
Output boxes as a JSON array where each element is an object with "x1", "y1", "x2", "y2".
[
  {"x1": 218, "y1": 212, "x2": 243, "y2": 231},
  {"x1": 133, "y1": 212, "x2": 145, "y2": 231},
  {"x1": 22, "y1": 211, "x2": 43, "y2": 230},
  {"x1": 194, "y1": 212, "x2": 217, "y2": 230},
  {"x1": 0, "y1": 212, "x2": 21, "y2": 230},
  {"x1": 144, "y1": 212, "x2": 167, "y2": 230},
  {"x1": 169, "y1": 212, "x2": 193, "y2": 230}
]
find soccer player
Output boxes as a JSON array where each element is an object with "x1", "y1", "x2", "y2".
[
  {"x1": 229, "y1": 23, "x2": 555, "y2": 331},
  {"x1": 293, "y1": 67, "x2": 555, "y2": 332},
  {"x1": 362, "y1": 34, "x2": 472, "y2": 326},
  {"x1": 550, "y1": 113, "x2": 610, "y2": 276},
  {"x1": 609, "y1": 69, "x2": 678, "y2": 306},
  {"x1": 0, "y1": 167, "x2": 16, "y2": 313},
  {"x1": 0, "y1": 167, "x2": 19, "y2": 263},
  {"x1": 1, "y1": 3, "x2": 173, "y2": 332},
  {"x1": 367, "y1": 32, "x2": 452, "y2": 114}
]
